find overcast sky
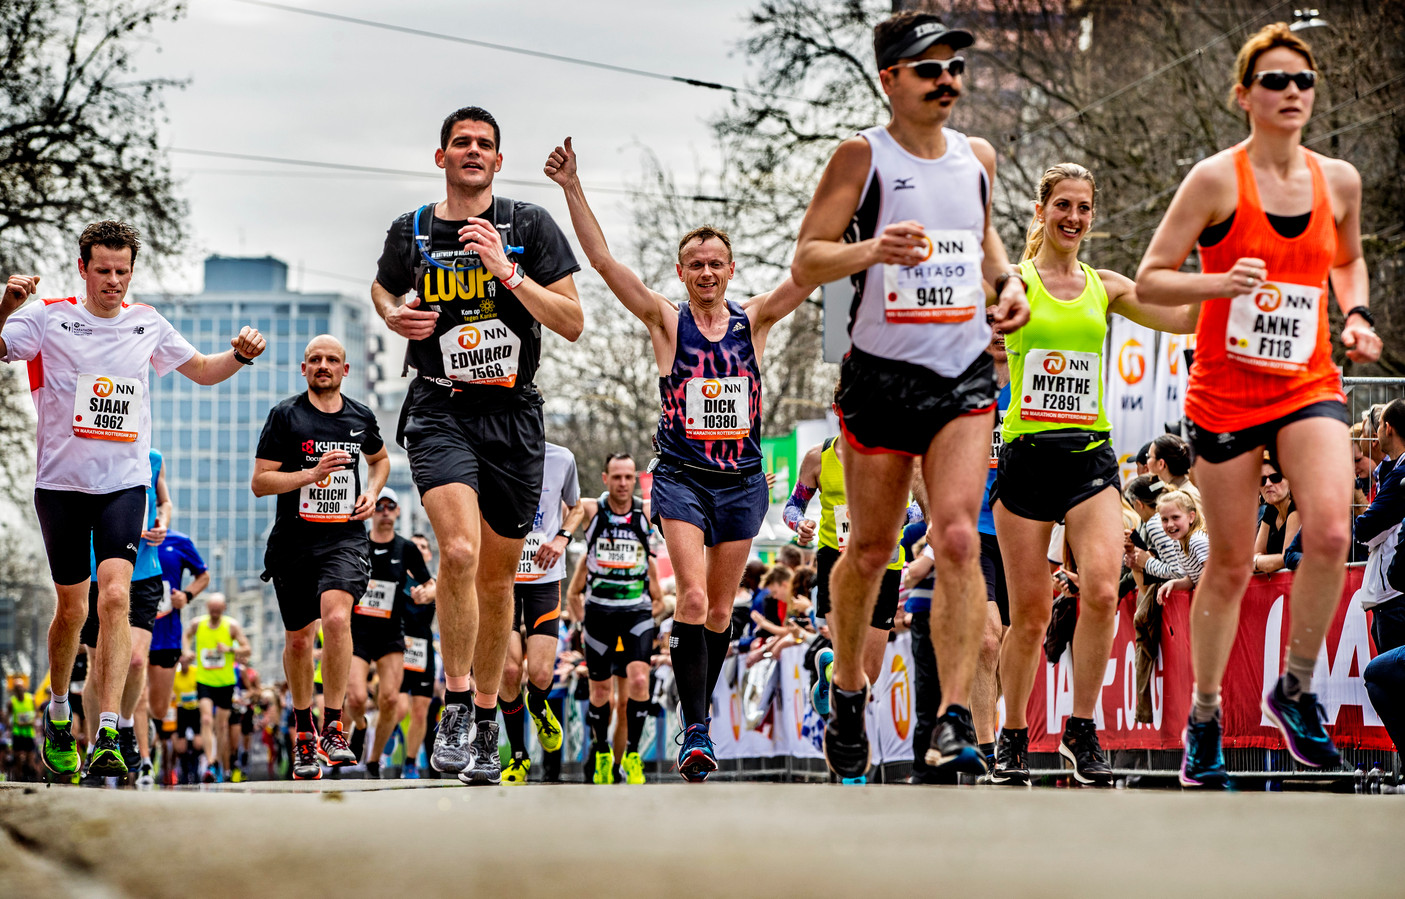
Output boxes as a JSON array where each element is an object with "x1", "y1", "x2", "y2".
[{"x1": 116, "y1": 0, "x2": 761, "y2": 299}]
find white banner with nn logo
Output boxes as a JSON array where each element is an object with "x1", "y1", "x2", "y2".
[{"x1": 1105, "y1": 314, "x2": 1156, "y2": 483}]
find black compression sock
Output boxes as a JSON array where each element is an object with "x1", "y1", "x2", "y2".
[
  {"x1": 500, "y1": 697, "x2": 526, "y2": 755},
  {"x1": 526, "y1": 682, "x2": 551, "y2": 719},
  {"x1": 445, "y1": 689, "x2": 473, "y2": 708},
  {"x1": 586, "y1": 702, "x2": 610, "y2": 748},
  {"x1": 704, "y1": 623, "x2": 732, "y2": 710},
  {"x1": 474, "y1": 703, "x2": 497, "y2": 725},
  {"x1": 323, "y1": 707, "x2": 342, "y2": 729},
  {"x1": 626, "y1": 697, "x2": 650, "y2": 752},
  {"x1": 293, "y1": 707, "x2": 314, "y2": 733},
  {"x1": 670, "y1": 622, "x2": 708, "y2": 727}
]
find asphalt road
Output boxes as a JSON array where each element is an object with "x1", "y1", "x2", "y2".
[{"x1": 0, "y1": 780, "x2": 1398, "y2": 898}]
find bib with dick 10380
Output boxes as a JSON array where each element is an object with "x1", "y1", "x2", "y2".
[
  {"x1": 1225, "y1": 281, "x2": 1321, "y2": 374},
  {"x1": 684, "y1": 376, "x2": 750, "y2": 440},
  {"x1": 72, "y1": 374, "x2": 142, "y2": 441},
  {"x1": 882, "y1": 229, "x2": 983, "y2": 324},
  {"x1": 355, "y1": 579, "x2": 394, "y2": 618},
  {"x1": 299, "y1": 470, "x2": 355, "y2": 522},
  {"x1": 1019, "y1": 349, "x2": 1100, "y2": 424},
  {"x1": 516, "y1": 532, "x2": 548, "y2": 582},
  {"x1": 403, "y1": 636, "x2": 429, "y2": 672}
]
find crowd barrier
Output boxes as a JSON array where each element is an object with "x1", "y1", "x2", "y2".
[{"x1": 680, "y1": 566, "x2": 1394, "y2": 776}]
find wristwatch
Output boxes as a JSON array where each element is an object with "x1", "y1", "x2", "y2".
[
  {"x1": 233, "y1": 351, "x2": 255, "y2": 365},
  {"x1": 502, "y1": 264, "x2": 526, "y2": 291},
  {"x1": 556, "y1": 529, "x2": 571, "y2": 540},
  {"x1": 1346, "y1": 305, "x2": 1375, "y2": 328}
]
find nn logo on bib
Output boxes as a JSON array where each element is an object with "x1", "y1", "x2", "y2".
[
  {"x1": 457, "y1": 326, "x2": 483, "y2": 350},
  {"x1": 316, "y1": 475, "x2": 333, "y2": 489},
  {"x1": 701, "y1": 379, "x2": 725, "y2": 399},
  {"x1": 1042, "y1": 352, "x2": 1067, "y2": 375},
  {"x1": 92, "y1": 377, "x2": 132, "y2": 398},
  {"x1": 1254, "y1": 285, "x2": 1283, "y2": 313}
]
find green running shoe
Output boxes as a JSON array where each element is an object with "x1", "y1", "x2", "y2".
[
  {"x1": 41, "y1": 707, "x2": 82, "y2": 776},
  {"x1": 87, "y1": 726, "x2": 130, "y2": 777},
  {"x1": 529, "y1": 701, "x2": 563, "y2": 753},
  {"x1": 592, "y1": 749, "x2": 615, "y2": 784},
  {"x1": 621, "y1": 751, "x2": 646, "y2": 785}
]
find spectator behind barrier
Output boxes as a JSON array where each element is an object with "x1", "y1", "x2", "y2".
[
  {"x1": 1154, "y1": 491, "x2": 1209, "y2": 606},
  {"x1": 1148, "y1": 434, "x2": 1200, "y2": 503},
  {"x1": 1253, "y1": 454, "x2": 1300, "y2": 575},
  {"x1": 1355, "y1": 401, "x2": 1405, "y2": 644},
  {"x1": 1124, "y1": 475, "x2": 1182, "y2": 724}
]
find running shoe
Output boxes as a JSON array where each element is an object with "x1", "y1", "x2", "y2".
[
  {"x1": 136, "y1": 760, "x2": 155, "y2": 788},
  {"x1": 622, "y1": 751, "x2": 646, "y2": 785},
  {"x1": 364, "y1": 760, "x2": 381, "y2": 780},
  {"x1": 592, "y1": 749, "x2": 615, "y2": 785},
  {"x1": 1261, "y1": 677, "x2": 1341, "y2": 769},
  {"x1": 318, "y1": 721, "x2": 357, "y2": 767},
  {"x1": 529, "y1": 701, "x2": 564, "y2": 753},
  {"x1": 840, "y1": 776, "x2": 866, "y2": 785},
  {"x1": 502, "y1": 753, "x2": 530, "y2": 785},
  {"x1": 430, "y1": 704, "x2": 476, "y2": 774},
  {"x1": 40, "y1": 708, "x2": 81, "y2": 777},
  {"x1": 677, "y1": 720, "x2": 718, "y2": 783},
  {"x1": 924, "y1": 705, "x2": 987, "y2": 776},
  {"x1": 118, "y1": 725, "x2": 140, "y2": 773},
  {"x1": 292, "y1": 731, "x2": 322, "y2": 780},
  {"x1": 1059, "y1": 718, "x2": 1112, "y2": 786},
  {"x1": 990, "y1": 727, "x2": 1030, "y2": 786},
  {"x1": 349, "y1": 724, "x2": 367, "y2": 764},
  {"x1": 1179, "y1": 710, "x2": 1228, "y2": 789},
  {"x1": 230, "y1": 767, "x2": 244, "y2": 784},
  {"x1": 402, "y1": 760, "x2": 420, "y2": 780},
  {"x1": 88, "y1": 727, "x2": 129, "y2": 777},
  {"x1": 823, "y1": 685, "x2": 870, "y2": 781},
  {"x1": 457, "y1": 721, "x2": 502, "y2": 786},
  {"x1": 811, "y1": 647, "x2": 834, "y2": 717}
]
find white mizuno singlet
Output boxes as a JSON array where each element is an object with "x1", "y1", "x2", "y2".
[{"x1": 845, "y1": 126, "x2": 992, "y2": 377}]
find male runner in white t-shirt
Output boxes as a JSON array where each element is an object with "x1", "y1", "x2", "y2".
[{"x1": 0, "y1": 220, "x2": 265, "y2": 779}]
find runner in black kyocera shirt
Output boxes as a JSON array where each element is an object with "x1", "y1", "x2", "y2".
[{"x1": 256, "y1": 390, "x2": 384, "y2": 632}]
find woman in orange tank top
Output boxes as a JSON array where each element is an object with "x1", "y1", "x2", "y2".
[{"x1": 1135, "y1": 23, "x2": 1381, "y2": 789}]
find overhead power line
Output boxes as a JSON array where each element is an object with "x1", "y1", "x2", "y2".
[
  {"x1": 227, "y1": 0, "x2": 805, "y2": 105},
  {"x1": 167, "y1": 146, "x2": 742, "y2": 204}
]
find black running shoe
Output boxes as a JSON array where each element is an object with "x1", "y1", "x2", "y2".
[
  {"x1": 349, "y1": 724, "x2": 367, "y2": 763},
  {"x1": 822, "y1": 685, "x2": 871, "y2": 780},
  {"x1": 118, "y1": 725, "x2": 140, "y2": 772},
  {"x1": 365, "y1": 760, "x2": 381, "y2": 780},
  {"x1": 292, "y1": 731, "x2": 322, "y2": 780},
  {"x1": 925, "y1": 705, "x2": 987, "y2": 775},
  {"x1": 990, "y1": 727, "x2": 1030, "y2": 786},
  {"x1": 1059, "y1": 717, "x2": 1112, "y2": 786}
]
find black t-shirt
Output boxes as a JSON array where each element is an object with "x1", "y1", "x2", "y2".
[
  {"x1": 356, "y1": 533, "x2": 433, "y2": 635},
  {"x1": 374, "y1": 197, "x2": 579, "y2": 404},
  {"x1": 1259, "y1": 500, "x2": 1297, "y2": 555},
  {"x1": 256, "y1": 392, "x2": 384, "y2": 560}
]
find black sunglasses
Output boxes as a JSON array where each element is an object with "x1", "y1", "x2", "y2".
[
  {"x1": 376, "y1": 500, "x2": 398, "y2": 510},
  {"x1": 1260, "y1": 473, "x2": 1285, "y2": 487},
  {"x1": 888, "y1": 57, "x2": 965, "y2": 80},
  {"x1": 1251, "y1": 70, "x2": 1316, "y2": 91}
]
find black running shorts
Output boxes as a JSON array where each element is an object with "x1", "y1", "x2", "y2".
[
  {"x1": 514, "y1": 580, "x2": 563, "y2": 639},
  {"x1": 582, "y1": 605, "x2": 654, "y2": 682},
  {"x1": 836, "y1": 348, "x2": 997, "y2": 457},
  {"x1": 197, "y1": 683, "x2": 234, "y2": 711},
  {"x1": 979, "y1": 531, "x2": 1011, "y2": 627},
  {"x1": 148, "y1": 647, "x2": 181, "y2": 669},
  {"x1": 176, "y1": 706, "x2": 201, "y2": 738},
  {"x1": 264, "y1": 541, "x2": 371, "y2": 632},
  {"x1": 991, "y1": 436, "x2": 1120, "y2": 523},
  {"x1": 34, "y1": 486, "x2": 146, "y2": 586},
  {"x1": 1187, "y1": 400, "x2": 1349, "y2": 465},
  {"x1": 399, "y1": 380, "x2": 545, "y2": 539},
  {"x1": 81, "y1": 574, "x2": 165, "y2": 646},
  {"x1": 351, "y1": 618, "x2": 406, "y2": 662},
  {"x1": 814, "y1": 545, "x2": 902, "y2": 630}
]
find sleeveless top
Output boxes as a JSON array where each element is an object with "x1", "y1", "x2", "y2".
[
  {"x1": 817, "y1": 437, "x2": 904, "y2": 569},
  {"x1": 1187, "y1": 144, "x2": 1344, "y2": 432},
  {"x1": 583, "y1": 494, "x2": 651, "y2": 611},
  {"x1": 1003, "y1": 259, "x2": 1112, "y2": 441},
  {"x1": 846, "y1": 126, "x2": 991, "y2": 377},
  {"x1": 655, "y1": 299, "x2": 762, "y2": 471},
  {"x1": 193, "y1": 616, "x2": 236, "y2": 688}
]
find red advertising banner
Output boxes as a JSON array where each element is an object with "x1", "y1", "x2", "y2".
[{"x1": 1027, "y1": 566, "x2": 1392, "y2": 751}]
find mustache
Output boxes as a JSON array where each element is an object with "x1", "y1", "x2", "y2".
[{"x1": 925, "y1": 85, "x2": 961, "y2": 101}]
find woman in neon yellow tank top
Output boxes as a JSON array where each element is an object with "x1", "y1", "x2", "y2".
[{"x1": 990, "y1": 164, "x2": 1198, "y2": 787}]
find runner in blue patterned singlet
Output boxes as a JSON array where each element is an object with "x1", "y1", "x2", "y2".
[{"x1": 546, "y1": 137, "x2": 813, "y2": 781}]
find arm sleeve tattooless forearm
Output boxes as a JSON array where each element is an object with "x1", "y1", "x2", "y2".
[{"x1": 784, "y1": 483, "x2": 817, "y2": 531}]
